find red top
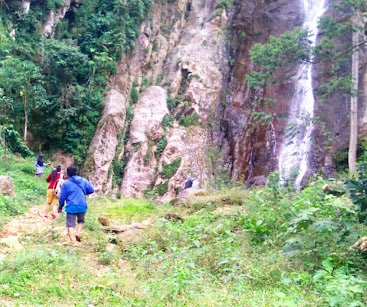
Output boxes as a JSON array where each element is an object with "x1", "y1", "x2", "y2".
[{"x1": 46, "y1": 172, "x2": 63, "y2": 189}]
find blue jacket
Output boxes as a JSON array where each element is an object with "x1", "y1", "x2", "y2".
[{"x1": 58, "y1": 175, "x2": 94, "y2": 213}]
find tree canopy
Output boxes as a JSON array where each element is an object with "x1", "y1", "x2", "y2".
[{"x1": 0, "y1": 0, "x2": 153, "y2": 161}]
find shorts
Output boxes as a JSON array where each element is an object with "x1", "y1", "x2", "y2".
[
  {"x1": 47, "y1": 189, "x2": 58, "y2": 205},
  {"x1": 66, "y1": 213, "x2": 86, "y2": 228}
]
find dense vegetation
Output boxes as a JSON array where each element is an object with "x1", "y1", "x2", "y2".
[
  {"x1": 1, "y1": 152, "x2": 367, "y2": 306},
  {"x1": 0, "y1": 0, "x2": 153, "y2": 164},
  {"x1": 1, "y1": 1, "x2": 367, "y2": 304}
]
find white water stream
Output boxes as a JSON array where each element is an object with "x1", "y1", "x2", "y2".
[{"x1": 278, "y1": 0, "x2": 328, "y2": 186}]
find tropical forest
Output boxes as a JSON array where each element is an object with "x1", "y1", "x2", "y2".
[{"x1": 1, "y1": 0, "x2": 367, "y2": 306}]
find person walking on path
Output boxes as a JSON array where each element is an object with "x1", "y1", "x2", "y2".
[
  {"x1": 58, "y1": 165, "x2": 94, "y2": 244},
  {"x1": 35, "y1": 155, "x2": 50, "y2": 178},
  {"x1": 44, "y1": 165, "x2": 63, "y2": 220}
]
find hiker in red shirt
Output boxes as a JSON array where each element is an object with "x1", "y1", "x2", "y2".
[{"x1": 44, "y1": 165, "x2": 63, "y2": 219}]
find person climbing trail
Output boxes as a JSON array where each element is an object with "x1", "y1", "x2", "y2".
[
  {"x1": 35, "y1": 155, "x2": 51, "y2": 178},
  {"x1": 58, "y1": 165, "x2": 94, "y2": 244},
  {"x1": 44, "y1": 165, "x2": 63, "y2": 220}
]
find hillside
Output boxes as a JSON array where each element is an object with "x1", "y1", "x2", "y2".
[
  {"x1": 0, "y1": 156, "x2": 367, "y2": 306},
  {"x1": 1, "y1": 0, "x2": 366, "y2": 201}
]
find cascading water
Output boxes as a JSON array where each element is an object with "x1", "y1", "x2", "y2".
[{"x1": 278, "y1": 0, "x2": 328, "y2": 187}]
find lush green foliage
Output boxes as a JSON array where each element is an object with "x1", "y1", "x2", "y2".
[
  {"x1": 2, "y1": 125, "x2": 33, "y2": 157},
  {"x1": 0, "y1": 155, "x2": 367, "y2": 305},
  {"x1": 247, "y1": 27, "x2": 310, "y2": 89},
  {"x1": 155, "y1": 135, "x2": 167, "y2": 158},
  {"x1": 247, "y1": 0, "x2": 365, "y2": 100},
  {"x1": 344, "y1": 152, "x2": 367, "y2": 221},
  {"x1": 105, "y1": 198, "x2": 155, "y2": 222},
  {"x1": 0, "y1": 0, "x2": 153, "y2": 161},
  {"x1": 0, "y1": 154, "x2": 47, "y2": 227},
  {"x1": 160, "y1": 158, "x2": 181, "y2": 179},
  {"x1": 178, "y1": 113, "x2": 200, "y2": 127},
  {"x1": 215, "y1": 0, "x2": 233, "y2": 10},
  {"x1": 155, "y1": 181, "x2": 168, "y2": 195}
]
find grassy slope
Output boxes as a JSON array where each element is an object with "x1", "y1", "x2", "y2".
[{"x1": 0, "y1": 155, "x2": 366, "y2": 306}]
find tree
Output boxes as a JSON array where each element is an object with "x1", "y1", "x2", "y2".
[
  {"x1": 348, "y1": 10, "x2": 364, "y2": 174},
  {"x1": 0, "y1": 58, "x2": 48, "y2": 142},
  {"x1": 247, "y1": 0, "x2": 367, "y2": 175}
]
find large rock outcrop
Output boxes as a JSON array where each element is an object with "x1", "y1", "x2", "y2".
[
  {"x1": 82, "y1": 0, "x2": 367, "y2": 199},
  {"x1": 42, "y1": 1, "x2": 71, "y2": 37},
  {"x1": 0, "y1": 176, "x2": 15, "y2": 197},
  {"x1": 82, "y1": 90, "x2": 126, "y2": 194},
  {"x1": 121, "y1": 86, "x2": 168, "y2": 197},
  {"x1": 84, "y1": 0, "x2": 228, "y2": 199},
  {"x1": 222, "y1": 0, "x2": 304, "y2": 183}
]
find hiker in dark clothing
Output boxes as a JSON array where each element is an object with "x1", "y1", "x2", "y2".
[
  {"x1": 183, "y1": 176, "x2": 194, "y2": 190},
  {"x1": 35, "y1": 155, "x2": 51, "y2": 178}
]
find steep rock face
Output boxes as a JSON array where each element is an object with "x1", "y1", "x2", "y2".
[
  {"x1": 305, "y1": 4, "x2": 367, "y2": 178},
  {"x1": 121, "y1": 86, "x2": 168, "y2": 197},
  {"x1": 41, "y1": 1, "x2": 71, "y2": 37},
  {"x1": 82, "y1": 90, "x2": 126, "y2": 194},
  {"x1": 223, "y1": 0, "x2": 304, "y2": 183},
  {"x1": 156, "y1": 0, "x2": 228, "y2": 194},
  {"x1": 84, "y1": 0, "x2": 367, "y2": 197},
  {"x1": 310, "y1": 4, "x2": 351, "y2": 178},
  {"x1": 224, "y1": 0, "x2": 367, "y2": 182},
  {"x1": 84, "y1": 0, "x2": 228, "y2": 199}
]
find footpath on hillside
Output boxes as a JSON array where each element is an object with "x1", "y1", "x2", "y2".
[
  {"x1": 0, "y1": 206, "x2": 69, "y2": 262},
  {"x1": 0, "y1": 203, "x2": 152, "y2": 265}
]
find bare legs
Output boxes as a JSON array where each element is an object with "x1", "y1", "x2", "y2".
[
  {"x1": 51, "y1": 205, "x2": 57, "y2": 218},
  {"x1": 44, "y1": 204, "x2": 58, "y2": 219},
  {"x1": 44, "y1": 203, "x2": 51, "y2": 218},
  {"x1": 67, "y1": 223, "x2": 83, "y2": 242},
  {"x1": 67, "y1": 227, "x2": 76, "y2": 243}
]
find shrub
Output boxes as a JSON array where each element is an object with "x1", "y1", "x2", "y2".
[
  {"x1": 130, "y1": 87, "x2": 139, "y2": 104},
  {"x1": 162, "y1": 115, "x2": 174, "y2": 129},
  {"x1": 155, "y1": 181, "x2": 168, "y2": 195},
  {"x1": 178, "y1": 113, "x2": 200, "y2": 127},
  {"x1": 155, "y1": 136, "x2": 167, "y2": 158},
  {"x1": 215, "y1": 0, "x2": 233, "y2": 10},
  {"x1": 160, "y1": 158, "x2": 181, "y2": 179}
]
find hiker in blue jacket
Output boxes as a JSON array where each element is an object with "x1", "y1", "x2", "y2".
[{"x1": 58, "y1": 165, "x2": 94, "y2": 244}]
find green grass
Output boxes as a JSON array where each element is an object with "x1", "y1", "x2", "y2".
[
  {"x1": 0, "y1": 155, "x2": 46, "y2": 227},
  {"x1": 0, "y1": 154, "x2": 367, "y2": 306},
  {"x1": 104, "y1": 198, "x2": 156, "y2": 222}
]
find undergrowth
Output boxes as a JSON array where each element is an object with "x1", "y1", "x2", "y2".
[{"x1": 0, "y1": 155, "x2": 366, "y2": 306}]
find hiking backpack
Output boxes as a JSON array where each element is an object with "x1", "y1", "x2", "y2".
[{"x1": 53, "y1": 173, "x2": 64, "y2": 198}]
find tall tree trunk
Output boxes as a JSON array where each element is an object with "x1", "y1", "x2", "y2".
[
  {"x1": 23, "y1": 94, "x2": 28, "y2": 142},
  {"x1": 349, "y1": 13, "x2": 360, "y2": 175}
]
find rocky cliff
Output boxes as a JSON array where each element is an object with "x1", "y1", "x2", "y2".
[
  {"x1": 83, "y1": 0, "x2": 229, "y2": 199},
  {"x1": 81, "y1": 0, "x2": 367, "y2": 199}
]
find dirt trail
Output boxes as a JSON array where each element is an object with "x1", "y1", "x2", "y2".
[
  {"x1": 0, "y1": 204, "x2": 151, "y2": 264},
  {"x1": 0, "y1": 206, "x2": 69, "y2": 261}
]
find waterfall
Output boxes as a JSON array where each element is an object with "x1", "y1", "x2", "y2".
[{"x1": 278, "y1": 0, "x2": 328, "y2": 186}]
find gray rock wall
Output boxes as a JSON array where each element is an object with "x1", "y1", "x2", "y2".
[{"x1": 83, "y1": 0, "x2": 229, "y2": 199}]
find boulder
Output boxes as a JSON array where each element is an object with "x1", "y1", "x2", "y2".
[
  {"x1": 351, "y1": 237, "x2": 367, "y2": 252},
  {"x1": 98, "y1": 216, "x2": 110, "y2": 226},
  {"x1": 0, "y1": 176, "x2": 15, "y2": 197}
]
